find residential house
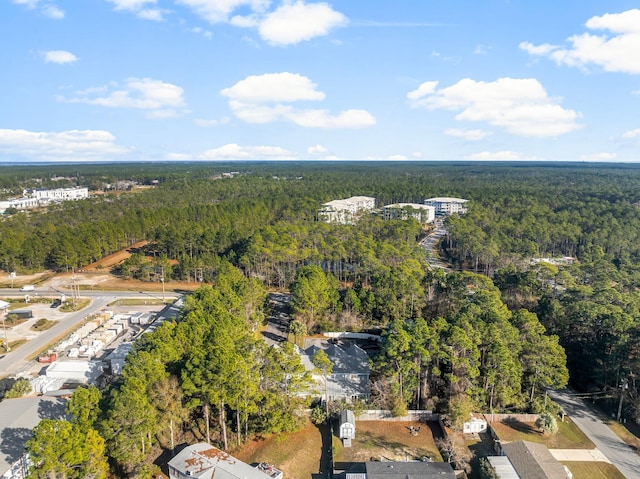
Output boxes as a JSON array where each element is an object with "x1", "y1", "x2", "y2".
[
  {"x1": 0, "y1": 397, "x2": 67, "y2": 479},
  {"x1": 424, "y1": 197, "x2": 468, "y2": 215},
  {"x1": 344, "y1": 461, "x2": 455, "y2": 479},
  {"x1": 298, "y1": 341, "x2": 370, "y2": 401},
  {"x1": 381, "y1": 203, "x2": 435, "y2": 224},
  {"x1": 167, "y1": 443, "x2": 282, "y2": 479},
  {"x1": 318, "y1": 196, "x2": 376, "y2": 224},
  {"x1": 495, "y1": 440, "x2": 571, "y2": 479}
]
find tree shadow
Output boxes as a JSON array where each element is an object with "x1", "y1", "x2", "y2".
[
  {"x1": 502, "y1": 418, "x2": 538, "y2": 435},
  {"x1": 37, "y1": 398, "x2": 66, "y2": 420},
  {"x1": 311, "y1": 422, "x2": 333, "y2": 479},
  {"x1": 0, "y1": 427, "x2": 32, "y2": 466}
]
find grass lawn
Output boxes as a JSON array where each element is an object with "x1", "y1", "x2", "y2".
[
  {"x1": 234, "y1": 421, "x2": 324, "y2": 479},
  {"x1": 333, "y1": 421, "x2": 443, "y2": 464},
  {"x1": 234, "y1": 420, "x2": 445, "y2": 479},
  {"x1": 605, "y1": 420, "x2": 640, "y2": 452},
  {"x1": 59, "y1": 298, "x2": 90, "y2": 312},
  {"x1": 0, "y1": 339, "x2": 27, "y2": 354},
  {"x1": 490, "y1": 418, "x2": 594, "y2": 449},
  {"x1": 562, "y1": 462, "x2": 626, "y2": 479}
]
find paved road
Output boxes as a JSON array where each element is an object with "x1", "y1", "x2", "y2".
[
  {"x1": 419, "y1": 219, "x2": 450, "y2": 271},
  {"x1": 549, "y1": 389, "x2": 640, "y2": 478}
]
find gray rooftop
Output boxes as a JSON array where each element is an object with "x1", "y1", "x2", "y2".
[
  {"x1": 0, "y1": 397, "x2": 67, "y2": 475},
  {"x1": 501, "y1": 441, "x2": 569, "y2": 479},
  {"x1": 300, "y1": 343, "x2": 369, "y2": 375},
  {"x1": 364, "y1": 461, "x2": 455, "y2": 479}
]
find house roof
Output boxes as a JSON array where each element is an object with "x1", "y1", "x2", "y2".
[
  {"x1": 364, "y1": 461, "x2": 456, "y2": 479},
  {"x1": 168, "y1": 443, "x2": 273, "y2": 479},
  {"x1": 300, "y1": 343, "x2": 369, "y2": 375},
  {"x1": 501, "y1": 441, "x2": 569, "y2": 479},
  {"x1": 340, "y1": 410, "x2": 355, "y2": 426},
  {"x1": 0, "y1": 397, "x2": 67, "y2": 475}
]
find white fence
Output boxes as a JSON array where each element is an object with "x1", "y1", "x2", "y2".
[
  {"x1": 323, "y1": 332, "x2": 382, "y2": 342},
  {"x1": 355, "y1": 410, "x2": 439, "y2": 422},
  {"x1": 483, "y1": 413, "x2": 540, "y2": 423}
]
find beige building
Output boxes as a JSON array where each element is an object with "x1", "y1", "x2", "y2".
[
  {"x1": 424, "y1": 197, "x2": 468, "y2": 215},
  {"x1": 318, "y1": 196, "x2": 375, "y2": 224},
  {"x1": 382, "y1": 203, "x2": 435, "y2": 224}
]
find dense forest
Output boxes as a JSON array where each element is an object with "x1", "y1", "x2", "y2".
[{"x1": 3, "y1": 161, "x2": 640, "y2": 477}]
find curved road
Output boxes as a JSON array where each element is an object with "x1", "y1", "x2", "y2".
[{"x1": 549, "y1": 389, "x2": 640, "y2": 478}]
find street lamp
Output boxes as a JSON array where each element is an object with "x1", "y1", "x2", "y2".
[{"x1": 160, "y1": 277, "x2": 165, "y2": 303}]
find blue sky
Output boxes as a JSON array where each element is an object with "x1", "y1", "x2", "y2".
[{"x1": 2, "y1": 0, "x2": 640, "y2": 162}]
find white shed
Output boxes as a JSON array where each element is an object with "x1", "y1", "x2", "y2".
[
  {"x1": 463, "y1": 413, "x2": 487, "y2": 434},
  {"x1": 340, "y1": 410, "x2": 356, "y2": 447}
]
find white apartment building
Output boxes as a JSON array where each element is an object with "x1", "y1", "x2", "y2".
[
  {"x1": 23, "y1": 187, "x2": 89, "y2": 202},
  {"x1": 318, "y1": 196, "x2": 375, "y2": 224},
  {"x1": 382, "y1": 203, "x2": 435, "y2": 224},
  {"x1": 424, "y1": 197, "x2": 468, "y2": 215},
  {"x1": 0, "y1": 197, "x2": 39, "y2": 213}
]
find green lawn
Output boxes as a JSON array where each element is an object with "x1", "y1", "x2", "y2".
[
  {"x1": 562, "y1": 462, "x2": 625, "y2": 479},
  {"x1": 490, "y1": 418, "x2": 594, "y2": 449}
]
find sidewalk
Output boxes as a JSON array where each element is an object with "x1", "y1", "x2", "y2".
[{"x1": 550, "y1": 448, "x2": 610, "y2": 463}]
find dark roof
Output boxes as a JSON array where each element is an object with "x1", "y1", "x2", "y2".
[
  {"x1": 502, "y1": 441, "x2": 568, "y2": 479},
  {"x1": 364, "y1": 461, "x2": 455, "y2": 479},
  {"x1": 340, "y1": 409, "x2": 355, "y2": 426}
]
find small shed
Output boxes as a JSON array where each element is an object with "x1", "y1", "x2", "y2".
[
  {"x1": 340, "y1": 410, "x2": 356, "y2": 447},
  {"x1": 463, "y1": 413, "x2": 487, "y2": 434}
]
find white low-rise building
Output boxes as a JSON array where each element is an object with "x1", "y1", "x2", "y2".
[
  {"x1": 424, "y1": 197, "x2": 468, "y2": 215},
  {"x1": 318, "y1": 196, "x2": 375, "y2": 224},
  {"x1": 382, "y1": 203, "x2": 435, "y2": 224},
  {"x1": 23, "y1": 187, "x2": 89, "y2": 201}
]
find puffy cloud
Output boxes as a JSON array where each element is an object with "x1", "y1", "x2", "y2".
[
  {"x1": 474, "y1": 44, "x2": 490, "y2": 55},
  {"x1": 198, "y1": 143, "x2": 294, "y2": 159},
  {"x1": 221, "y1": 72, "x2": 375, "y2": 128},
  {"x1": 43, "y1": 50, "x2": 78, "y2": 64},
  {"x1": 13, "y1": 0, "x2": 64, "y2": 18},
  {"x1": 59, "y1": 78, "x2": 188, "y2": 118},
  {"x1": 221, "y1": 72, "x2": 325, "y2": 102},
  {"x1": 444, "y1": 128, "x2": 491, "y2": 141},
  {"x1": 258, "y1": 1, "x2": 347, "y2": 45},
  {"x1": 406, "y1": 81, "x2": 439, "y2": 101},
  {"x1": 176, "y1": 0, "x2": 270, "y2": 23},
  {"x1": 0, "y1": 128, "x2": 131, "y2": 161},
  {"x1": 520, "y1": 9, "x2": 640, "y2": 74},
  {"x1": 622, "y1": 128, "x2": 640, "y2": 139},
  {"x1": 408, "y1": 77, "x2": 581, "y2": 137},
  {"x1": 307, "y1": 144, "x2": 328, "y2": 156},
  {"x1": 106, "y1": 0, "x2": 165, "y2": 20},
  {"x1": 465, "y1": 150, "x2": 529, "y2": 160}
]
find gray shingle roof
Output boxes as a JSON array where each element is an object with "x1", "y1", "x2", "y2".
[
  {"x1": 364, "y1": 461, "x2": 456, "y2": 479},
  {"x1": 501, "y1": 441, "x2": 569, "y2": 479}
]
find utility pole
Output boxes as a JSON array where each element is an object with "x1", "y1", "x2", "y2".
[
  {"x1": 160, "y1": 266, "x2": 166, "y2": 303},
  {"x1": 617, "y1": 378, "x2": 629, "y2": 422}
]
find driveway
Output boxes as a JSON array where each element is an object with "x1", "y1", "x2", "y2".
[
  {"x1": 549, "y1": 389, "x2": 640, "y2": 478},
  {"x1": 262, "y1": 292, "x2": 292, "y2": 347}
]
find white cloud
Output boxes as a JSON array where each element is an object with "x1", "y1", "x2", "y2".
[
  {"x1": 0, "y1": 128, "x2": 131, "y2": 161},
  {"x1": 106, "y1": 0, "x2": 166, "y2": 20},
  {"x1": 408, "y1": 77, "x2": 581, "y2": 137},
  {"x1": 59, "y1": 78, "x2": 188, "y2": 118},
  {"x1": 43, "y1": 50, "x2": 78, "y2": 64},
  {"x1": 13, "y1": 0, "x2": 64, "y2": 18},
  {"x1": 194, "y1": 117, "x2": 230, "y2": 126},
  {"x1": 307, "y1": 144, "x2": 328, "y2": 156},
  {"x1": 388, "y1": 154, "x2": 408, "y2": 160},
  {"x1": 622, "y1": 128, "x2": 640, "y2": 139},
  {"x1": 137, "y1": 8, "x2": 165, "y2": 20},
  {"x1": 221, "y1": 72, "x2": 325, "y2": 102},
  {"x1": 579, "y1": 152, "x2": 617, "y2": 161},
  {"x1": 221, "y1": 72, "x2": 375, "y2": 128},
  {"x1": 474, "y1": 44, "x2": 490, "y2": 55},
  {"x1": 520, "y1": 9, "x2": 640, "y2": 74},
  {"x1": 176, "y1": 0, "x2": 270, "y2": 23},
  {"x1": 444, "y1": 128, "x2": 491, "y2": 141},
  {"x1": 258, "y1": 1, "x2": 347, "y2": 45},
  {"x1": 406, "y1": 81, "x2": 439, "y2": 101},
  {"x1": 465, "y1": 150, "x2": 529, "y2": 160},
  {"x1": 198, "y1": 143, "x2": 294, "y2": 159}
]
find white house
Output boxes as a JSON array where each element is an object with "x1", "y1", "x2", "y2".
[
  {"x1": 318, "y1": 196, "x2": 376, "y2": 225},
  {"x1": 424, "y1": 197, "x2": 468, "y2": 215},
  {"x1": 298, "y1": 341, "x2": 370, "y2": 401},
  {"x1": 23, "y1": 187, "x2": 88, "y2": 202},
  {"x1": 382, "y1": 203, "x2": 435, "y2": 224},
  {"x1": 168, "y1": 443, "x2": 282, "y2": 479}
]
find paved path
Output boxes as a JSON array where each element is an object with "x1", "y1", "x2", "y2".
[
  {"x1": 549, "y1": 389, "x2": 640, "y2": 478},
  {"x1": 419, "y1": 219, "x2": 450, "y2": 272},
  {"x1": 549, "y1": 448, "x2": 610, "y2": 462},
  {"x1": 262, "y1": 292, "x2": 291, "y2": 347}
]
